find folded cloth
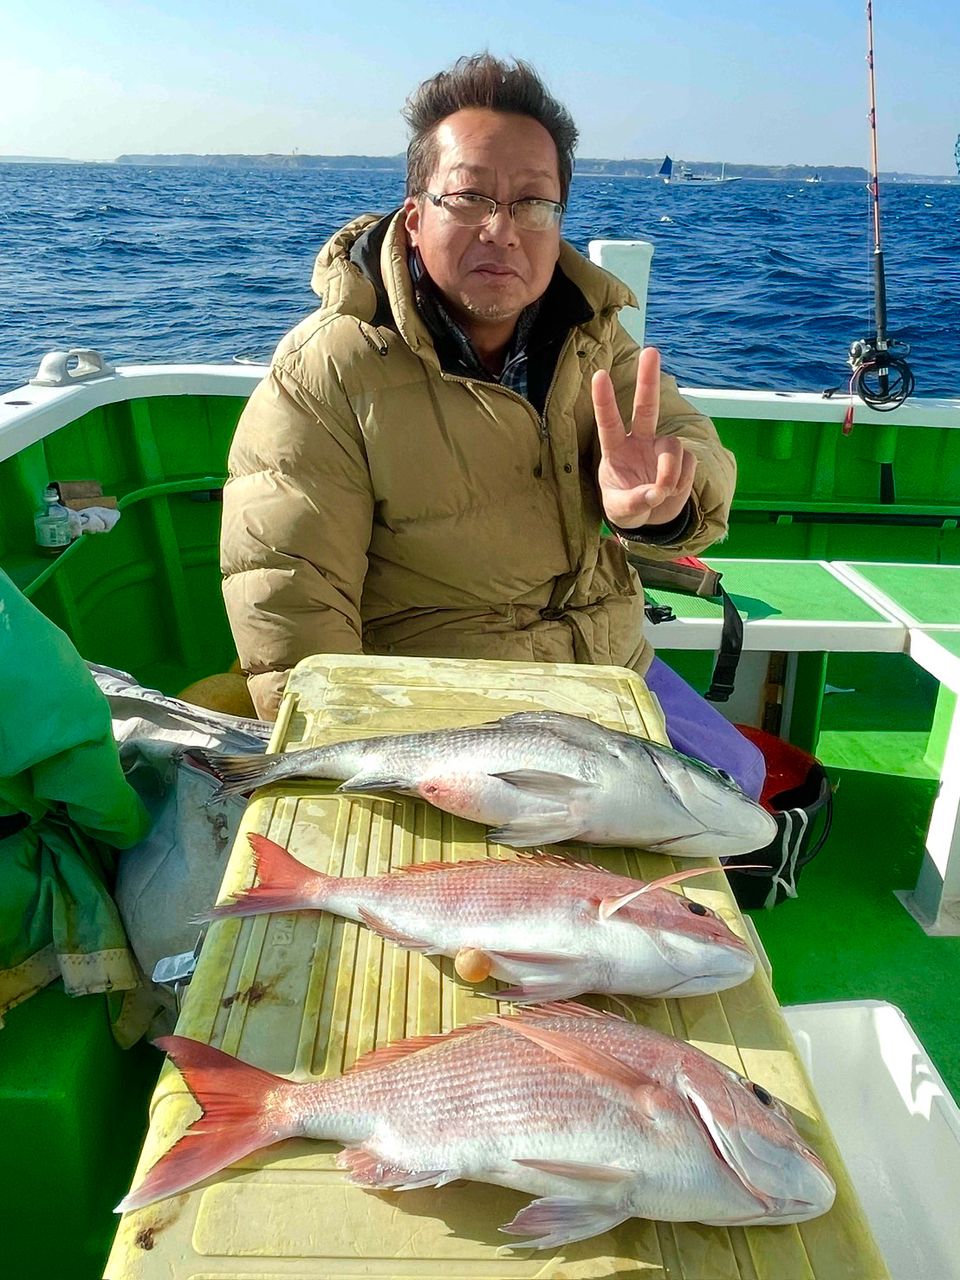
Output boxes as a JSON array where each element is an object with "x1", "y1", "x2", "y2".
[
  {"x1": 78, "y1": 506, "x2": 121, "y2": 533},
  {"x1": 91, "y1": 663, "x2": 271, "y2": 1035}
]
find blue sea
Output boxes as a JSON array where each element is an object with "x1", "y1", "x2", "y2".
[{"x1": 2, "y1": 163, "x2": 958, "y2": 397}]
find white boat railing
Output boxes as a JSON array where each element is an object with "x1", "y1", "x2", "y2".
[{"x1": 4, "y1": 357, "x2": 960, "y2": 465}]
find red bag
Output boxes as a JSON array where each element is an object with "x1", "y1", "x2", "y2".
[{"x1": 722, "y1": 726, "x2": 834, "y2": 909}]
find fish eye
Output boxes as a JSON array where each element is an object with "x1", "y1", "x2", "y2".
[
  {"x1": 717, "y1": 770, "x2": 736, "y2": 786},
  {"x1": 751, "y1": 1082, "x2": 773, "y2": 1106},
  {"x1": 686, "y1": 900, "x2": 709, "y2": 916}
]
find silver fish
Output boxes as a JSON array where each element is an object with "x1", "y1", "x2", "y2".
[
  {"x1": 117, "y1": 1002, "x2": 836, "y2": 1243},
  {"x1": 199, "y1": 837, "x2": 757, "y2": 999},
  {"x1": 196, "y1": 711, "x2": 776, "y2": 858}
]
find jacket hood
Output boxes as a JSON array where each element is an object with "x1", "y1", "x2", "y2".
[{"x1": 308, "y1": 210, "x2": 638, "y2": 337}]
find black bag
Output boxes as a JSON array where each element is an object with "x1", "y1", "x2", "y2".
[{"x1": 722, "y1": 727, "x2": 834, "y2": 909}]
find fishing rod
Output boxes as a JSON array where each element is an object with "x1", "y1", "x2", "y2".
[{"x1": 846, "y1": 0, "x2": 915, "y2": 412}]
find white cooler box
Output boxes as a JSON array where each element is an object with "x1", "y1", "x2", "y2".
[{"x1": 784, "y1": 1000, "x2": 960, "y2": 1280}]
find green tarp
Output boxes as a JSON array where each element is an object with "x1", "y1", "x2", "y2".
[{"x1": 0, "y1": 569, "x2": 150, "y2": 1042}]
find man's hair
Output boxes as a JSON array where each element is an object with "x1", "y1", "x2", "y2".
[{"x1": 403, "y1": 54, "x2": 578, "y2": 203}]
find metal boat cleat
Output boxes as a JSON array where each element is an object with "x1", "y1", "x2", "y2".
[{"x1": 30, "y1": 348, "x2": 116, "y2": 387}]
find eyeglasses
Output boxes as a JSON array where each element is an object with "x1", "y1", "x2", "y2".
[{"x1": 420, "y1": 190, "x2": 564, "y2": 231}]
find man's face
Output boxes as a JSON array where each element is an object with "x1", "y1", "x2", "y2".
[{"x1": 404, "y1": 108, "x2": 562, "y2": 343}]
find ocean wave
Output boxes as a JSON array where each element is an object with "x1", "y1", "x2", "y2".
[{"x1": 2, "y1": 167, "x2": 958, "y2": 396}]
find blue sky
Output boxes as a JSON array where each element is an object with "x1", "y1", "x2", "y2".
[{"x1": 4, "y1": 0, "x2": 957, "y2": 173}]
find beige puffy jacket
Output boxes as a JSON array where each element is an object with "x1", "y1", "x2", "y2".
[{"x1": 221, "y1": 211, "x2": 736, "y2": 719}]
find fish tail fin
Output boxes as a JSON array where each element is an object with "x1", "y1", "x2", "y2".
[
  {"x1": 191, "y1": 749, "x2": 295, "y2": 799},
  {"x1": 199, "y1": 833, "x2": 335, "y2": 921},
  {"x1": 115, "y1": 1036, "x2": 302, "y2": 1212}
]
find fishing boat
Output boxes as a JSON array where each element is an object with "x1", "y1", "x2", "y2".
[
  {"x1": 4, "y1": 25, "x2": 960, "y2": 1278},
  {"x1": 658, "y1": 155, "x2": 742, "y2": 183},
  {"x1": 4, "y1": 223, "x2": 960, "y2": 1274}
]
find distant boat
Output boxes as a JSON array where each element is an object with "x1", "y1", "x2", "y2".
[
  {"x1": 805, "y1": 173, "x2": 823, "y2": 184},
  {"x1": 658, "y1": 155, "x2": 742, "y2": 184}
]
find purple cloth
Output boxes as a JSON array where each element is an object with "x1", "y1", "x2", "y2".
[{"x1": 644, "y1": 657, "x2": 766, "y2": 801}]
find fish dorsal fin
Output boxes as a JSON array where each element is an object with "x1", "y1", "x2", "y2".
[
  {"x1": 598, "y1": 865, "x2": 726, "y2": 920},
  {"x1": 517, "y1": 999, "x2": 627, "y2": 1021},
  {"x1": 496, "y1": 711, "x2": 626, "y2": 752},
  {"x1": 389, "y1": 852, "x2": 610, "y2": 876},
  {"x1": 516, "y1": 850, "x2": 618, "y2": 874},
  {"x1": 391, "y1": 856, "x2": 512, "y2": 875},
  {"x1": 346, "y1": 1021, "x2": 487, "y2": 1075},
  {"x1": 491, "y1": 1015, "x2": 663, "y2": 1116}
]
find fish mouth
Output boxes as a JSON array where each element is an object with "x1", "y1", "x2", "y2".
[
  {"x1": 759, "y1": 1161, "x2": 837, "y2": 1223},
  {"x1": 648, "y1": 933, "x2": 756, "y2": 994}
]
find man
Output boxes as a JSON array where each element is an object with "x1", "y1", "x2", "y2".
[{"x1": 221, "y1": 54, "x2": 763, "y2": 797}]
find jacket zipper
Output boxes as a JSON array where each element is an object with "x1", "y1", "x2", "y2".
[{"x1": 439, "y1": 329, "x2": 577, "y2": 471}]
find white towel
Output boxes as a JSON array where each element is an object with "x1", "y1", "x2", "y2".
[{"x1": 78, "y1": 505, "x2": 121, "y2": 533}]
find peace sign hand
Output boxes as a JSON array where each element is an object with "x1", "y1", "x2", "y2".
[{"x1": 593, "y1": 347, "x2": 697, "y2": 531}]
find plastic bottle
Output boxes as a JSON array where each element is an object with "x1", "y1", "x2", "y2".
[{"x1": 34, "y1": 485, "x2": 73, "y2": 556}]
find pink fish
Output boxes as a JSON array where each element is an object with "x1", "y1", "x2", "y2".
[
  {"x1": 117, "y1": 1003, "x2": 835, "y2": 1244},
  {"x1": 199, "y1": 835, "x2": 756, "y2": 999}
]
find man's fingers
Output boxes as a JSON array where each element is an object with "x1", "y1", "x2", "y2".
[
  {"x1": 631, "y1": 347, "x2": 661, "y2": 437},
  {"x1": 643, "y1": 445, "x2": 696, "y2": 509},
  {"x1": 592, "y1": 368, "x2": 626, "y2": 455},
  {"x1": 677, "y1": 445, "x2": 698, "y2": 496},
  {"x1": 653, "y1": 440, "x2": 684, "y2": 494}
]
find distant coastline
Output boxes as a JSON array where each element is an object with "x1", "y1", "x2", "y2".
[{"x1": 1, "y1": 153, "x2": 956, "y2": 183}]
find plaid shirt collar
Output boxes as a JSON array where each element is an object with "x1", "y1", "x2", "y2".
[{"x1": 409, "y1": 248, "x2": 541, "y2": 400}]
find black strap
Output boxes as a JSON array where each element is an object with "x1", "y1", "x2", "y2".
[{"x1": 704, "y1": 584, "x2": 743, "y2": 703}]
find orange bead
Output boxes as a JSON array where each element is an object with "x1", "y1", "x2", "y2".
[{"x1": 455, "y1": 947, "x2": 493, "y2": 983}]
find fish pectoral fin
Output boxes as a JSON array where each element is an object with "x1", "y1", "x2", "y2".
[
  {"x1": 500, "y1": 1195, "x2": 632, "y2": 1250},
  {"x1": 486, "y1": 815, "x2": 581, "y2": 848},
  {"x1": 357, "y1": 907, "x2": 439, "y2": 954},
  {"x1": 484, "y1": 949, "x2": 587, "y2": 1003},
  {"x1": 337, "y1": 774, "x2": 417, "y2": 795},
  {"x1": 493, "y1": 768, "x2": 592, "y2": 799},
  {"x1": 480, "y1": 979, "x2": 586, "y2": 1003},
  {"x1": 336, "y1": 1145, "x2": 454, "y2": 1190},
  {"x1": 485, "y1": 947, "x2": 581, "y2": 968},
  {"x1": 514, "y1": 1158, "x2": 633, "y2": 1183},
  {"x1": 491, "y1": 1016, "x2": 664, "y2": 1117},
  {"x1": 485, "y1": 772, "x2": 590, "y2": 846},
  {"x1": 642, "y1": 831, "x2": 707, "y2": 852}
]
